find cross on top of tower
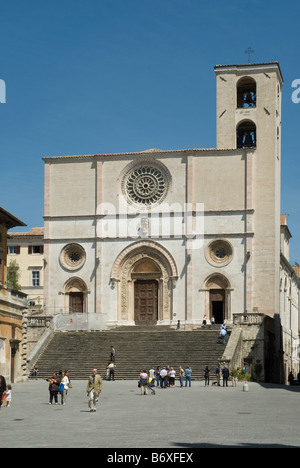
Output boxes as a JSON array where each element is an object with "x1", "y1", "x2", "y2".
[{"x1": 245, "y1": 47, "x2": 254, "y2": 64}]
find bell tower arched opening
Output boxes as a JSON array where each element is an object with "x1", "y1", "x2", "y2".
[
  {"x1": 237, "y1": 76, "x2": 256, "y2": 108},
  {"x1": 237, "y1": 120, "x2": 256, "y2": 149}
]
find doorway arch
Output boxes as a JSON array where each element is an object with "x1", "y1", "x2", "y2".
[
  {"x1": 63, "y1": 277, "x2": 88, "y2": 313},
  {"x1": 205, "y1": 274, "x2": 231, "y2": 324},
  {"x1": 111, "y1": 241, "x2": 178, "y2": 325}
]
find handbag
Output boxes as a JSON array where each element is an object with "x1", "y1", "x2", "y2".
[{"x1": 59, "y1": 383, "x2": 64, "y2": 392}]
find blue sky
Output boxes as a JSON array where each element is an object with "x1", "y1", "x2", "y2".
[{"x1": 1, "y1": 0, "x2": 300, "y2": 263}]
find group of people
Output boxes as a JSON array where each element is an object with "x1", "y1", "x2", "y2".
[
  {"x1": 46, "y1": 370, "x2": 71, "y2": 405},
  {"x1": 204, "y1": 364, "x2": 236, "y2": 387},
  {"x1": 139, "y1": 365, "x2": 193, "y2": 394},
  {"x1": 0, "y1": 374, "x2": 12, "y2": 409}
]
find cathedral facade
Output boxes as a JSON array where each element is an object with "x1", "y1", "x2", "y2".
[
  {"x1": 43, "y1": 62, "x2": 300, "y2": 381},
  {"x1": 43, "y1": 62, "x2": 283, "y2": 329}
]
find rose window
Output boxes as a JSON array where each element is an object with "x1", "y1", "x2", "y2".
[{"x1": 124, "y1": 165, "x2": 169, "y2": 206}]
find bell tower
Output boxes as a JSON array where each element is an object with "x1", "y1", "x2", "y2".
[{"x1": 214, "y1": 62, "x2": 283, "y2": 317}]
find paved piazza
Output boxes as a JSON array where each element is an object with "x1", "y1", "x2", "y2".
[{"x1": 0, "y1": 379, "x2": 299, "y2": 449}]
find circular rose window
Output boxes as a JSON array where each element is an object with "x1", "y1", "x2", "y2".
[
  {"x1": 205, "y1": 240, "x2": 233, "y2": 267},
  {"x1": 122, "y1": 163, "x2": 170, "y2": 207},
  {"x1": 60, "y1": 244, "x2": 86, "y2": 271}
]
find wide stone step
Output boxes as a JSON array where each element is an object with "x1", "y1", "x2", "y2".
[{"x1": 32, "y1": 329, "x2": 229, "y2": 380}]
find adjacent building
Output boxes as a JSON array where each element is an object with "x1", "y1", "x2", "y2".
[
  {"x1": 7, "y1": 228, "x2": 44, "y2": 311},
  {"x1": 0, "y1": 206, "x2": 28, "y2": 383}
]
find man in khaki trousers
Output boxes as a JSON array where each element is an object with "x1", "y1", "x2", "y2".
[{"x1": 86, "y1": 368, "x2": 103, "y2": 412}]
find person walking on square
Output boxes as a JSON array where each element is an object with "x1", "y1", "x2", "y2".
[
  {"x1": 222, "y1": 365, "x2": 229, "y2": 387},
  {"x1": 60, "y1": 371, "x2": 69, "y2": 405},
  {"x1": 204, "y1": 366, "x2": 210, "y2": 386},
  {"x1": 216, "y1": 364, "x2": 221, "y2": 386},
  {"x1": 0, "y1": 374, "x2": 7, "y2": 410},
  {"x1": 5, "y1": 385, "x2": 12, "y2": 407},
  {"x1": 185, "y1": 366, "x2": 192, "y2": 387},
  {"x1": 210, "y1": 315, "x2": 215, "y2": 329},
  {"x1": 47, "y1": 373, "x2": 60, "y2": 405},
  {"x1": 86, "y1": 368, "x2": 103, "y2": 412}
]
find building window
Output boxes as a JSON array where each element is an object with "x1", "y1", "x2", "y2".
[
  {"x1": 8, "y1": 246, "x2": 20, "y2": 255},
  {"x1": 59, "y1": 244, "x2": 86, "y2": 271},
  {"x1": 205, "y1": 240, "x2": 233, "y2": 267},
  {"x1": 32, "y1": 271, "x2": 40, "y2": 287},
  {"x1": 28, "y1": 246, "x2": 44, "y2": 254}
]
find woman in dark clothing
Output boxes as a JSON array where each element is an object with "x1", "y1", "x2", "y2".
[
  {"x1": 204, "y1": 366, "x2": 210, "y2": 386},
  {"x1": 46, "y1": 373, "x2": 60, "y2": 405},
  {"x1": 0, "y1": 374, "x2": 7, "y2": 409}
]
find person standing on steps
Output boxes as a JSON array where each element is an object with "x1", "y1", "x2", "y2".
[
  {"x1": 107, "y1": 361, "x2": 116, "y2": 381},
  {"x1": 110, "y1": 346, "x2": 116, "y2": 363},
  {"x1": 86, "y1": 368, "x2": 103, "y2": 412}
]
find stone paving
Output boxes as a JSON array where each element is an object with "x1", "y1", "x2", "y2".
[{"x1": 0, "y1": 378, "x2": 300, "y2": 449}]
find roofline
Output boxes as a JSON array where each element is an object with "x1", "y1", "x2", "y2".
[
  {"x1": 0, "y1": 206, "x2": 26, "y2": 229},
  {"x1": 214, "y1": 61, "x2": 283, "y2": 83},
  {"x1": 42, "y1": 147, "x2": 256, "y2": 162}
]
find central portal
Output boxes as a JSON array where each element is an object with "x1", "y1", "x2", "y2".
[{"x1": 134, "y1": 280, "x2": 158, "y2": 324}]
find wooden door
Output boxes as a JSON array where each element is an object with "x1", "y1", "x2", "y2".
[
  {"x1": 69, "y1": 292, "x2": 84, "y2": 313},
  {"x1": 134, "y1": 280, "x2": 158, "y2": 324}
]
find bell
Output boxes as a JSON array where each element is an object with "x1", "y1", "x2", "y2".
[{"x1": 243, "y1": 132, "x2": 254, "y2": 147}]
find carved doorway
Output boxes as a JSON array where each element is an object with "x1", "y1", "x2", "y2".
[
  {"x1": 134, "y1": 280, "x2": 158, "y2": 324},
  {"x1": 64, "y1": 278, "x2": 87, "y2": 314},
  {"x1": 69, "y1": 292, "x2": 84, "y2": 314}
]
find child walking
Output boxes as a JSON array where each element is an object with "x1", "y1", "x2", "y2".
[{"x1": 5, "y1": 385, "x2": 12, "y2": 407}]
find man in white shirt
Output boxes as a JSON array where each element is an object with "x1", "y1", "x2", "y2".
[{"x1": 160, "y1": 367, "x2": 168, "y2": 388}]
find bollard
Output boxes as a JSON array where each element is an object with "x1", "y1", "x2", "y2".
[{"x1": 243, "y1": 383, "x2": 249, "y2": 392}]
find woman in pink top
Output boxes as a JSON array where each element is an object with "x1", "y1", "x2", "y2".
[{"x1": 139, "y1": 370, "x2": 148, "y2": 395}]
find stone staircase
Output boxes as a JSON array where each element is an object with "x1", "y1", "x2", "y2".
[{"x1": 31, "y1": 326, "x2": 229, "y2": 381}]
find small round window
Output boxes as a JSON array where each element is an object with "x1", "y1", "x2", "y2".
[
  {"x1": 60, "y1": 244, "x2": 86, "y2": 271},
  {"x1": 205, "y1": 240, "x2": 233, "y2": 267}
]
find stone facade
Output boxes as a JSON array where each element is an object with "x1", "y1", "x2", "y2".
[{"x1": 42, "y1": 62, "x2": 299, "y2": 383}]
